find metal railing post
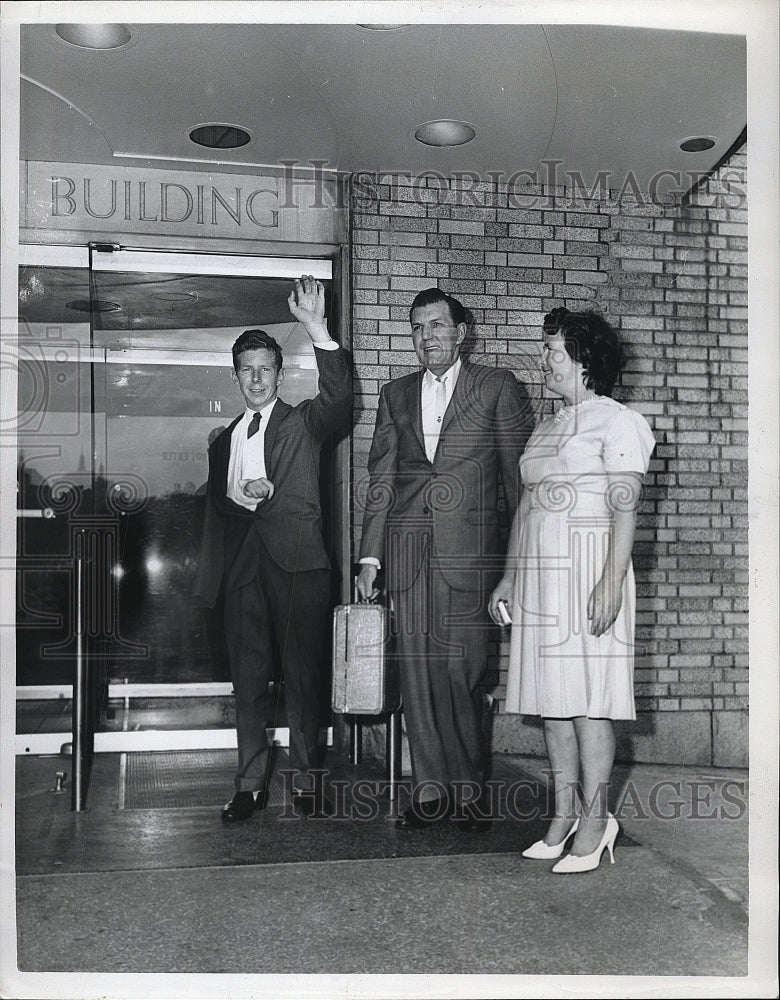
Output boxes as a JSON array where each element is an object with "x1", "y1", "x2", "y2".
[
  {"x1": 349, "y1": 716, "x2": 363, "y2": 764},
  {"x1": 71, "y1": 529, "x2": 88, "y2": 812},
  {"x1": 386, "y1": 709, "x2": 402, "y2": 802}
]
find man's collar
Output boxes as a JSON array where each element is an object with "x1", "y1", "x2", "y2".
[
  {"x1": 424, "y1": 357, "x2": 462, "y2": 382},
  {"x1": 244, "y1": 397, "x2": 279, "y2": 420}
]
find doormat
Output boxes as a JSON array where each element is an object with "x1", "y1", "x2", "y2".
[{"x1": 121, "y1": 749, "x2": 289, "y2": 810}]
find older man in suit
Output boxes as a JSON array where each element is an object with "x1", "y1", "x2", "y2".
[
  {"x1": 357, "y1": 288, "x2": 525, "y2": 830},
  {"x1": 198, "y1": 276, "x2": 351, "y2": 822}
]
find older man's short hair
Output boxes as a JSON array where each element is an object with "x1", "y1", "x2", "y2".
[{"x1": 409, "y1": 288, "x2": 467, "y2": 328}]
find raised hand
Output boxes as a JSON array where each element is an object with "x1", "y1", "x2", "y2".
[{"x1": 288, "y1": 275, "x2": 330, "y2": 343}]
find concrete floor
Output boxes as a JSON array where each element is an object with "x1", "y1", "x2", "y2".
[{"x1": 6, "y1": 746, "x2": 771, "y2": 999}]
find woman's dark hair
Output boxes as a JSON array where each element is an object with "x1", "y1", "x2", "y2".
[
  {"x1": 232, "y1": 328, "x2": 284, "y2": 373},
  {"x1": 543, "y1": 306, "x2": 626, "y2": 397}
]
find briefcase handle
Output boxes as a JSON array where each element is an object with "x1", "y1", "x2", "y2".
[
  {"x1": 353, "y1": 577, "x2": 395, "y2": 619},
  {"x1": 353, "y1": 573, "x2": 383, "y2": 605}
]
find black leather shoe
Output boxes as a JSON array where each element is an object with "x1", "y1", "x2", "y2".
[
  {"x1": 454, "y1": 802, "x2": 493, "y2": 833},
  {"x1": 221, "y1": 789, "x2": 266, "y2": 823},
  {"x1": 395, "y1": 797, "x2": 449, "y2": 830},
  {"x1": 292, "y1": 788, "x2": 334, "y2": 818}
]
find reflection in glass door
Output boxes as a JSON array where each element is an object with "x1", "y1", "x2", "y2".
[
  {"x1": 16, "y1": 245, "x2": 99, "y2": 756},
  {"x1": 17, "y1": 246, "x2": 339, "y2": 751}
]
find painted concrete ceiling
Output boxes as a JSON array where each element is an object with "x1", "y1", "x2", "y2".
[{"x1": 20, "y1": 22, "x2": 746, "y2": 198}]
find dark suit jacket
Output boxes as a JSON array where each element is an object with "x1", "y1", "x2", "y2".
[
  {"x1": 194, "y1": 345, "x2": 351, "y2": 607},
  {"x1": 358, "y1": 361, "x2": 525, "y2": 592}
]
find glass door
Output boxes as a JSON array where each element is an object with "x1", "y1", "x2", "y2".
[
  {"x1": 17, "y1": 246, "x2": 339, "y2": 753},
  {"x1": 16, "y1": 245, "x2": 96, "y2": 755}
]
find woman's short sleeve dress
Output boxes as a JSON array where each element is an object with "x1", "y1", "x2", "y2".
[{"x1": 504, "y1": 396, "x2": 655, "y2": 720}]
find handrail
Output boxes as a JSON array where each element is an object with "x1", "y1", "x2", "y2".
[
  {"x1": 72, "y1": 529, "x2": 88, "y2": 812},
  {"x1": 387, "y1": 710, "x2": 402, "y2": 802}
]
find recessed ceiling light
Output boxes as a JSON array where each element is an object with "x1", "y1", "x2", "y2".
[
  {"x1": 680, "y1": 136, "x2": 717, "y2": 152},
  {"x1": 55, "y1": 24, "x2": 133, "y2": 49},
  {"x1": 414, "y1": 120, "x2": 476, "y2": 147},
  {"x1": 189, "y1": 124, "x2": 251, "y2": 149}
]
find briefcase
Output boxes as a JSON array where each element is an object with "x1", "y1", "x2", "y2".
[{"x1": 331, "y1": 600, "x2": 400, "y2": 715}]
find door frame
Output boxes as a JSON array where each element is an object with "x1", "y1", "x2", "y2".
[{"x1": 15, "y1": 240, "x2": 349, "y2": 754}]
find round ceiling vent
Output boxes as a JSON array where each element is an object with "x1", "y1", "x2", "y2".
[
  {"x1": 414, "y1": 120, "x2": 476, "y2": 147},
  {"x1": 55, "y1": 24, "x2": 133, "y2": 50},
  {"x1": 679, "y1": 136, "x2": 717, "y2": 152},
  {"x1": 189, "y1": 124, "x2": 251, "y2": 149}
]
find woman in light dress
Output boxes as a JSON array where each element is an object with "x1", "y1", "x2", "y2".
[{"x1": 489, "y1": 307, "x2": 655, "y2": 873}]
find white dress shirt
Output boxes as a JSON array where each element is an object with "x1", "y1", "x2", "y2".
[
  {"x1": 225, "y1": 341, "x2": 339, "y2": 511},
  {"x1": 421, "y1": 357, "x2": 460, "y2": 462},
  {"x1": 226, "y1": 398, "x2": 278, "y2": 510},
  {"x1": 362, "y1": 357, "x2": 461, "y2": 569}
]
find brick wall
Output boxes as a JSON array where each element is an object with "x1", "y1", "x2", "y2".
[{"x1": 349, "y1": 147, "x2": 748, "y2": 767}]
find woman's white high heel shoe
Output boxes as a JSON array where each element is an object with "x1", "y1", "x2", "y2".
[
  {"x1": 521, "y1": 818, "x2": 580, "y2": 860},
  {"x1": 551, "y1": 814, "x2": 619, "y2": 873}
]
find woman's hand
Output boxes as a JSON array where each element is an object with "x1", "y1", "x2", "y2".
[
  {"x1": 587, "y1": 571, "x2": 623, "y2": 637},
  {"x1": 241, "y1": 477, "x2": 275, "y2": 501},
  {"x1": 488, "y1": 575, "x2": 515, "y2": 626}
]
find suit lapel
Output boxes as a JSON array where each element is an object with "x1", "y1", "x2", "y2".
[
  {"x1": 413, "y1": 363, "x2": 472, "y2": 464},
  {"x1": 263, "y1": 399, "x2": 292, "y2": 475},
  {"x1": 439, "y1": 360, "x2": 472, "y2": 439},
  {"x1": 408, "y1": 371, "x2": 426, "y2": 457},
  {"x1": 217, "y1": 414, "x2": 242, "y2": 492}
]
